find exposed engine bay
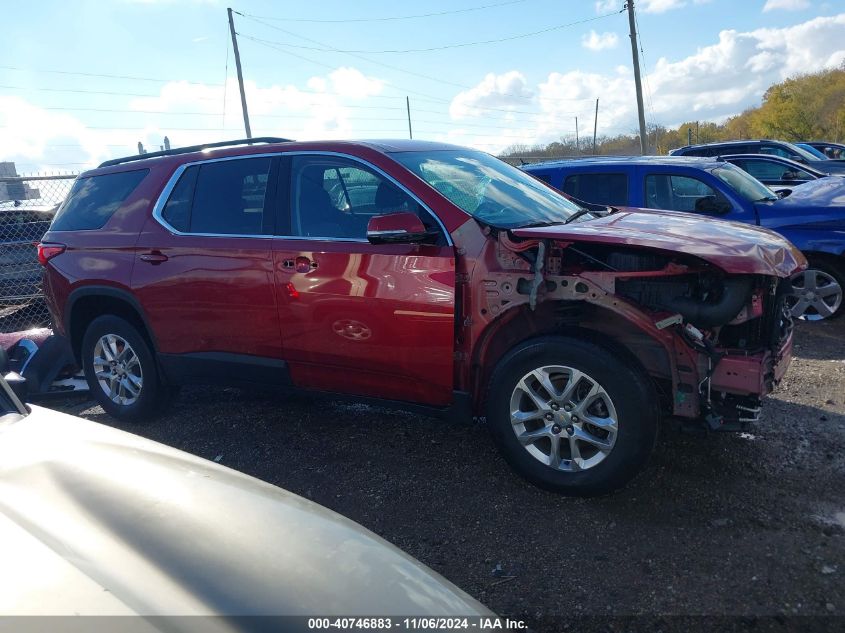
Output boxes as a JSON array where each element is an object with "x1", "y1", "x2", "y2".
[{"x1": 463, "y1": 231, "x2": 797, "y2": 432}]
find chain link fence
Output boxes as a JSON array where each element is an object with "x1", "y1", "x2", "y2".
[{"x1": 1, "y1": 174, "x2": 77, "y2": 334}]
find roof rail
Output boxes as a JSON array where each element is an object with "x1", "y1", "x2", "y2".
[{"x1": 97, "y1": 137, "x2": 294, "y2": 168}]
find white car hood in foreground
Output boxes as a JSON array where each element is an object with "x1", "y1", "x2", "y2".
[{"x1": 0, "y1": 406, "x2": 490, "y2": 618}]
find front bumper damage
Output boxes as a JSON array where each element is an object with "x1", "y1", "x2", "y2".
[{"x1": 542, "y1": 271, "x2": 793, "y2": 428}]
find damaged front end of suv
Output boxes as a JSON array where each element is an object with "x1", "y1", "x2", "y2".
[
  {"x1": 456, "y1": 209, "x2": 803, "y2": 435},
  {"x1": 393, "y1": 145, "x2": 804, "y2": 495}
]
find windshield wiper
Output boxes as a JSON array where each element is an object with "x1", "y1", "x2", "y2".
[
  {"x1": 518, "y1": 220, "x2": 566, "y2": 228},
  {"x1": 564, "y1": 208, "x2": 597, "y2": 225},
  {"x1": 516, "y1": 207, "x2": 602, "y2": 229}
]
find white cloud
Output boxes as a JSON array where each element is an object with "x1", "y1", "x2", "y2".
[
  {"x1": 449, "y1": 71, "x2": 532, "y2": 120},
  {"x1": 763, "y1": 0, "x2": 811, "y2": 11},
  {"x1": 639, "y1": 0, "x2": 687, "y2": 13},
  {"x1": 597, "y1": 0, "x2": 710, "y2": 14},
  {"x1": 581, "y1": 30, "x2": 619, "y2": 51},
  {"x1": 594, "y1": 0, "x2": 619, "y2": 12},
  {"x1": 0, "y1": 66, "x2": 389, "y2": 172},
  {"x1": 445, "y1": 12, "x2": 845, "y2": 153}
]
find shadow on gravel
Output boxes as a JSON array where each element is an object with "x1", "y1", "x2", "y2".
[{"x1": 793, "y1": 319, "x2": 845, "y2": 361}]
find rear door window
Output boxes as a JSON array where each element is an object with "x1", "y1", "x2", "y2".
[
  {"x1": 174, "y1": 157, "x2": 274, "y2": 235},
  {"x1": 562, "y1": 173, "x2": 628, "y2": 206},
  {"x1": 51, "y1": 169, "x2": 148, "y2": 231}
]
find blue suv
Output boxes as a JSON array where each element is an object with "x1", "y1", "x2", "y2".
[{"x1": 524, "y1": 156, "x2": 845, "y2": 320}]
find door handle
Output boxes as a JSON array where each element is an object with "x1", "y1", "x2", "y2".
[
  {"x1": 139, "y1": 251, "x2": 168, "y2": 264},
  {"x1": 283, "y1": 257, "x2": 318, "y2": 273}
]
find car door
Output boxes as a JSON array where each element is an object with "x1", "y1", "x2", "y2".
[
  {"x1": 131, "y1": 155, "x2": 284, "y2": 378},
  {"x1": 271, "y1": 153, "x2": 456, "y2": 406},
  {"x1": 642, "y1": 171, "x2": 753, "y2": 222}
]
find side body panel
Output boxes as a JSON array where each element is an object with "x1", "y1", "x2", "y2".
[{"x1": 272, "y1": 239, "x2": 456, "y2": 405}]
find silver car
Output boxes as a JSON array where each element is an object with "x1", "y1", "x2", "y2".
[{"x1": 0, "y1": 376, "x2": 491, "y2": 621}]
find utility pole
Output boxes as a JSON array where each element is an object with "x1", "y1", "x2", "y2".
[
  {"x1": 626, "y1": 0, "x2": 647, "y2": 155},
  {"x1": 228, "y1": 7, "x2": 252, "y2": 138},
  {"x1": 592, "y1": 98, "x2": 599, "y2": 154},
  {"x1": 575, "y1": 116, "x2": 579, "y2": 153},
  {"x1": 406, "y1": 96, "x2": 413, "y2": 139}
]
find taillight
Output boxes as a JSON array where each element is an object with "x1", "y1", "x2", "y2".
[{"x1": 37, "y1": 242, "x2": 66, "y2": 266}]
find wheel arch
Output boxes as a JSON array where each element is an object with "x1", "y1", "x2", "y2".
[
  {"x1": 66, "y1": 286, "x2": 159, "y2": 364},
  {"x1": 802, "y1": 250, "x2": 845, "y2": 274},
  {"x1": 469, "y1": 301, "x2": 668, "y2": 414}
]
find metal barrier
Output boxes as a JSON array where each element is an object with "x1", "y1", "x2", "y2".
[{"x1": 0, "y1": 174, "x2": 77, "y2": 333}]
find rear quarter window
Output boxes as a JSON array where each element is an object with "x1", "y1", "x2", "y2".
[
  {"x1": 562, "y1": 173, "x2": 628, "y2": 206},
  {"x1": 51, "y1": 169, "x2": 148, "y2": 231}
]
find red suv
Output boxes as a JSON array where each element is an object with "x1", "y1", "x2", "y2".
[{"x1": 40, "y1": 138, "x2": 803, "y2": 495}]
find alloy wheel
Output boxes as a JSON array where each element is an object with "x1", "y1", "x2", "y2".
[
  {"x1": 787, "y1": 268, "x2": 842, "y2": 321},
  {"x1": 509, "y1": 365, "x2": 618, "y2": 472},
  {"x1": 92, "y1": 333, "x2": 144, "y2": 406}
]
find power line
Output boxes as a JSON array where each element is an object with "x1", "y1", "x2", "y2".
[
  {"x1": 4, "y1": 86, "x2": 588, "y2": 128},
  {"x1": 0, "y1": 83, "x2": 221, "y2": 100},
  {"x1": 238, "y1": 33, "x2": 477, "y2": 102},
  {"x1": 239, "y1": 9, "x2": 626, "y2": 54},
  {"x1": 239, "y1": 31, "x2": 594, "y2": 103},
  {"x1": 0, "y1": 65, "x2": 223, "y2": 86},
  {"x1": 240, "y1": 0, "x2": 528, "y2": 23},
  {"x1": 43, "y1": 106, "x2": 225, "y2": 115}
]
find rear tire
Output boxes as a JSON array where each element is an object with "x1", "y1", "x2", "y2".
[
  {"x1": 788, "y1": 258, "x2": 845, "y2": 321},
  {"x1": 485, "y1": 336, "x2": 658, "y2": 496},
  {"x1": 82, "y1": 315, "x2": 170, "y2": 421}
]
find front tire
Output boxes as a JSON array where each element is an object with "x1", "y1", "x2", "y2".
[
  {"x1": 82, "y1": 315, "x2": 169, "y2": 421},
  {"x1": 485, "y1": 336, "x2": 658, "y2": 496}
]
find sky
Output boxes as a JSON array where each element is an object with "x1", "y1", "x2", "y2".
[{"x1": 1, "y1": 0, "x2": 844, "y2": 172}]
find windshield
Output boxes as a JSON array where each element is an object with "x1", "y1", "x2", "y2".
[
  {"x1": 797, "y1": 143, "x2": 829, "y2": 160},
  {"x1": 781, "y1": 142, "x2": 820, "y2": 163},
  {"x1": 391, "y1": 150, "x2": 586, "y2": 228},
  {"x1": 711, "y1": 165, "x2": 777, "y2": 202}
]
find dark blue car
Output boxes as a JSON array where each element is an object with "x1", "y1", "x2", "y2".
[{"x1": 523, "y1": 156, "x2": 845, "y2": 320}]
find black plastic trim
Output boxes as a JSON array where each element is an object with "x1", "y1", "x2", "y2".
[
  {"x1": 65, "y1": 286, "x2": 161, "y2": 356},
  {"x1": 158, "y1": 352, "x2": 291, "y2": 387},
  {"x1": 98, "y1": 137, "x2": 294, "y2": 168}
]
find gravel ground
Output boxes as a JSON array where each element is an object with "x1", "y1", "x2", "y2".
[{"x1": 44, "y1": 319, "x2": 845, "y2": 630}]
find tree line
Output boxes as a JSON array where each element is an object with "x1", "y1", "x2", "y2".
[{"x1": 500, "y1": 65, "x2": 845, "y2": 163}]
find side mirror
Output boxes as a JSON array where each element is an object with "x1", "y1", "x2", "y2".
[{"x1": 366, "y1": 212, "x2": 430, "y2": 244}]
